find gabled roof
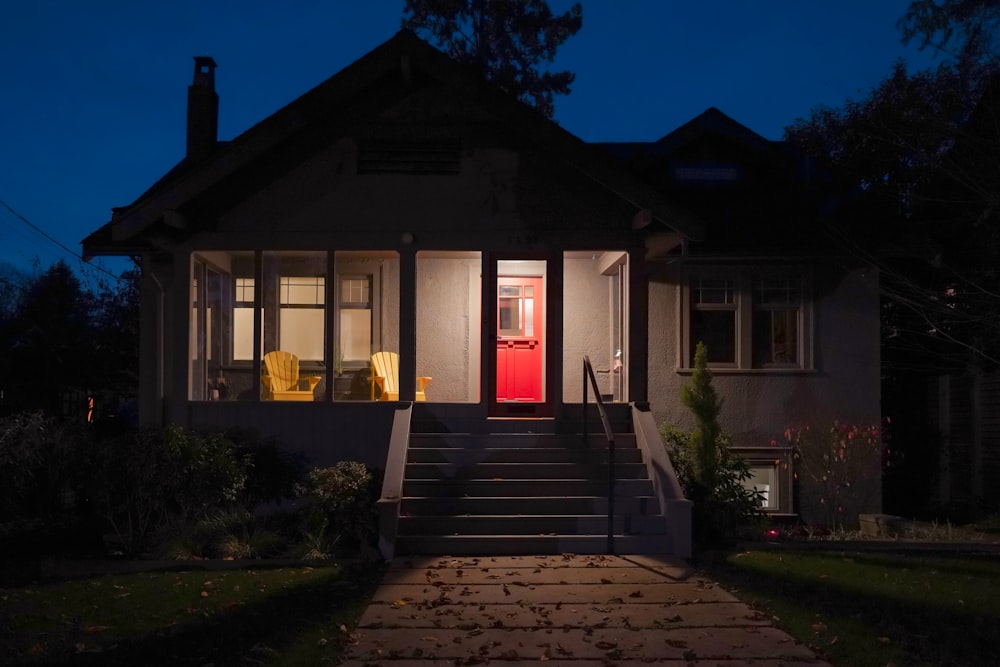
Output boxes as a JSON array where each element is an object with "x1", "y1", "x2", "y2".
[
  {"x1": 83, "y1": 30, "x2": 702, "y2": 256},
  {"x1": 653, "y1": 106, "x2": 772, "y2": 154}
]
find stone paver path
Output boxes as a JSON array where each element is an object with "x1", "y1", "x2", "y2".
[{"x1": 341, "y1": 553, "x2": 830, "y2": 665}]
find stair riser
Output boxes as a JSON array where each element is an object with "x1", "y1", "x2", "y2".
[
  {"x1": 405, "y1": 463, "x2": 649, "y2": 480},
  {"x1": 394, "y1": 534, "x2": 672, "y2": 556},
  {"x1": 409, "y1": 434, "x2": 637, "y2": 449},
  {"x1": 403, "y1": 479, "x2": 654, "y2": 497},
  {"x1": 407, "y1": 449, "x2": 643, "y2": 464},
  {"x1": 398, "y1": 515, "x2": 667, "y2": 536},
  {"x1": 401, "y1": 496, "x2": 659, "y2": 516}
]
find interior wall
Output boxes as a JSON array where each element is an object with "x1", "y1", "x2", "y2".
[
  {"x1": 416, "y1": 255, "x2": 482, "y2": 402},
  {"x1": 563, "y1": 256, "x2": 612, "y2": 402}
]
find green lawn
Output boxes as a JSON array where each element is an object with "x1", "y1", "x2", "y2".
[
  {"x1": 0, "y1": 561, "x2": 385, "y2": 666},
  {"x1": 701, "y1": 548, "x2": 1000, "y2": 667}
]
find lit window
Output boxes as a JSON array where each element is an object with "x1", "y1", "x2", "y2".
[
  {"x1": 279, "y1": 276, "x2": 325, "y2": 361},
  {"x1": 233, "y1": 278, "x2": 256, "y2": 361},
  {"x1": 743, "y1": 465, "x2": 778, "y2": 510},
  {"x1": 338, "y1": 275, "x2": 372, "y2": 364}
]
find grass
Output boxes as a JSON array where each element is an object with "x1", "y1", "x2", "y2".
[
  {"x1": 701, "y1": 548, "x2": 1000, "y2": 666},
  {"x1": 0, "y1": 560, "x2": 385, "y2": 666}
]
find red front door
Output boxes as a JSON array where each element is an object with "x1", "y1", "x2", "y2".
[{"x1": 496, "y1": 276, "x2": 543, "y2": 402}]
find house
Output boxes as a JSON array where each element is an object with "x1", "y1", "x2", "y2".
[{"x1": 83, "y1": 31, "x2": 881, "y2": 555}]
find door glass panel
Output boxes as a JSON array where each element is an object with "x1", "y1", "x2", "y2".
[
  {"x1": 499, "y1": 298, "x2": 520, "y2": 334},
  {"x1": 524, "y1": 298, "x2": 534, "y2": 336}
]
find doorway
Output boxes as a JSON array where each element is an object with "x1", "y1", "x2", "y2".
[{"x1": 492, "y1": 259, "x2": 549, "y2": 416}]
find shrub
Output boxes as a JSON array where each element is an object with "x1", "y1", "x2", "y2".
[
  {"x1": 224, "y1": 428, "x2": 304, "y2": 505},
  {"x1": 661, "y1": 425, "x2": 763, "y2": 546},
  {"x1": 783, "y1": 420, "x2": 885, "y2": 530},
  {"x1": 0, "y1": 411, "x2": 89, "y2": 523},
  {"x1": 661, "y1": 342, "x2": 763, "y2": 547},
  {"x1": 90, "y1": 425, "x2": 248, "y2": 556},
  {"x1": 297, "y1": 461, "x2": 380, "y2": 557}
]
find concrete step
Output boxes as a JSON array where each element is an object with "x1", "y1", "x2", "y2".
[
  {"x1": 394, "y1": 533, "x2": 673, "y2": 555},
  {"x1": 408, "y1": 433, "x2": 637, "y2": 449},
  {"x1": 398, "y1": 514, "x2": 668, "y2": 536},
  {"x1": 406, "y1": 447, "x2": 643, "y2": 464},
  {"x1": 401, "y1": 495, "x2": 660, "y2": 516},
  {"x1": 404, "y1": 461, "x2": 649, "y2": 480},
  {"x1": 402, "y1": 477, "x2": 654, "y2": 498}
]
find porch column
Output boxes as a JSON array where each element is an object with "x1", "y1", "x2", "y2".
[
  {"x1": 628, "y1": 251, "x2": 649, "y2": 403},
  {"x1": 398, "y1": 248, "x2": 417, "y2": 402},
  {"x1": 139, "y1": 254, "x2": 170, "y2": 427}
]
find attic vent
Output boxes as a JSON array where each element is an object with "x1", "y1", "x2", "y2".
[
  {"x1": 672, "y1": 164, "x2": 741, "y2": 183},
  {"x1": 358, "y1": 140, "x2": 461, "y2": 175}
]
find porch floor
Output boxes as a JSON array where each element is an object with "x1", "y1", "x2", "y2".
[{"x1": 341, "y1": 553, "x2": 830, "y2": 665}]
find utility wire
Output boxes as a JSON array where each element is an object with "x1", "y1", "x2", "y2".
[{"x1": 0, "y1": 197, "x2": 122, "y2": 281}]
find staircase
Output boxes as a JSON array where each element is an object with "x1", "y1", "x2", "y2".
[{"x1": 393, "y1": 427, "x2": 674, "y2": 555}]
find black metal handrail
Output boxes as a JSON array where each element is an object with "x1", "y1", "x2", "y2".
[{"x1": 582, "y1": 355, "x2": 615, "y2": 554}]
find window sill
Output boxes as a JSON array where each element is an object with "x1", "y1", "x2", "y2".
[{"x1": 675, "y1": 367, "x2": 819, "y2": 376}]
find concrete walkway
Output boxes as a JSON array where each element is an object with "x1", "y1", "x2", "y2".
[{"x1": 341, "y1": 553, "x2": 830, "y2": 665}]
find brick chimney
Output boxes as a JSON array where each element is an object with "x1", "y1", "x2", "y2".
[{"x1": 186, "y1": 56, "x2": 218, "y2": 161}]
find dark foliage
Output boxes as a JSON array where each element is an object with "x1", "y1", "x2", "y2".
[
  {"x1": 0, "y1": 259, "x2": 139, "y2": 420},
  {"x1": 402, "y1": 0, "x2": 582, "y2": 117}
]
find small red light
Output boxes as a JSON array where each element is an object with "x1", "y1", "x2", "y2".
[{"x1": 765, "y1": 528, "x2": 781, "y2": 539}]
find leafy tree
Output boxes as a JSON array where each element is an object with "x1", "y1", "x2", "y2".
[
  {"x1": 89, "y1": 262, "x2": 141, "y2": 399},
  {"x1": 785, "y1": 3, "x2": 1000, "y2": 373},
  {"x1": 402, "y1": 0, "x2": 583, "y2": 117},
  {"x1": 899, "y1": 0, "x2": 999, "y2": 67},
  {"x1": 0, "y1": 259, "x2": 140, "y2": 418}
]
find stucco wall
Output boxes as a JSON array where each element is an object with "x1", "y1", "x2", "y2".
[
  {"x1": 648, "y1": 264, "x2": 880, "y2": 438},
  {"x1": 647, "y1": 263, "x2": 882, "y2": 522},
  {"x1": 218, "y1": 139, "x2": 522, "y2": 235}
]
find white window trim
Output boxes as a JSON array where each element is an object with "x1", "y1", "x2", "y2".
[
  {"x1": 731, "y1": 445, "x2": 795, "y2": 515},
  {"x1": 680, "y1": 266, "x2": 814, "y2": 372}
]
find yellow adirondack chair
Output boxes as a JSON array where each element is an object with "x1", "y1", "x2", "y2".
[
  {"x1": 262, "y1": 350, "x2": 321, "y2": 401},
  {"x1": 370, "y1": 351, "x2": 431, "y2": 401}
]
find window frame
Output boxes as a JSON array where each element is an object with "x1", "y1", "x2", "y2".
[
  {"x1": 335, "y1": 272, "x2": 378, "y2": 371},
  {"x1": 681, "y1": 266, "x2": 813, "y2": 372},
  {"x1": 731, "y1": 445, "x2": 795, "y2": 515}
]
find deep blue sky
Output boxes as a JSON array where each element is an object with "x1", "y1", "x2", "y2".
[{"x1": 0, "y1": 1, "x2": 938, "y2": 282}]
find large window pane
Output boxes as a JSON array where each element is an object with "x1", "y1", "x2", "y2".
[
  {"x1": 189, "y1": 251, "x2": 254, "y2": 400},
  {"x1": 690, "y1": 276, "x2": 737, "y2": 365},
  {"x1": 335, "y1": 251, "x2": 398, "y2": 401},
  {"x1": 752, "y1": 278, "x2": 801, "y2": 367},
  {"x1": 692, "y1": 310, "x2": 736, "y2": 364},
  {"x1": 262, "y1": 251, "x2": 327, "y2": 401}
]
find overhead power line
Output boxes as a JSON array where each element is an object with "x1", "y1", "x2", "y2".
[{"x1": 0, "y1": 196, "x2": 122, "y2": 281}]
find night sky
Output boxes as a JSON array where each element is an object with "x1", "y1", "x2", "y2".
[{"x1": 0, "y1": 1, "x2": 938, "y2": 282}]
